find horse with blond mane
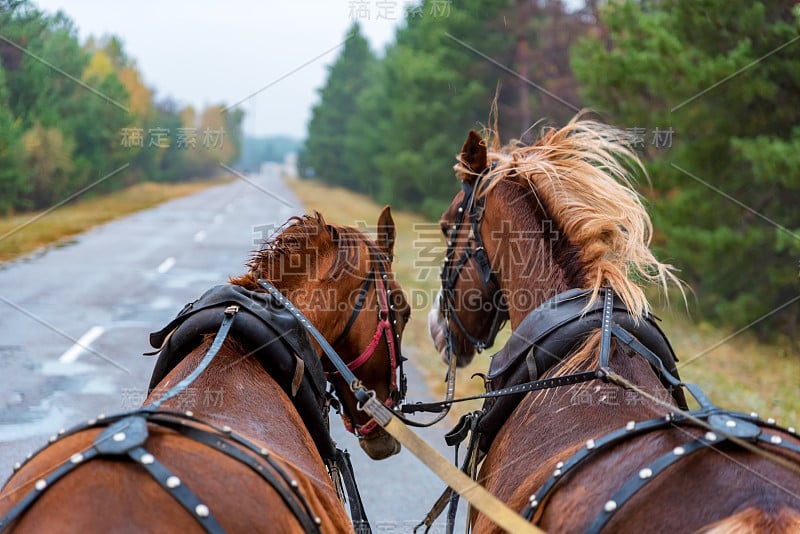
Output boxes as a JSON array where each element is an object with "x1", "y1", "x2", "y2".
[
  {"x1": 427, "y1": 114, "x2": 800, "y2": 533},
  {"x1": 2, "y1": 207, "x2": 410, "y2": 533}
]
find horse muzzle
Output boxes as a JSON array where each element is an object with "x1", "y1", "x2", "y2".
[{"x1": 359, "y1": 426, "x2": 401, "y2": 460}]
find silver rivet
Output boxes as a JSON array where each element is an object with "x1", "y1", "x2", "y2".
[
  {"x1": 586, "y1": 439, "x2": 596, "y2": 450},
  {"x1": 673, "y1": 446, "x2": 685, "y2": 456},
  {"x1": 530, "y1": 499, "x2": 538, "y2": 508},
  {"x1": 789, "y1": 427, "x2": 796, "y2": 434},
  {"x1": 58, "y1": 428, "x2": 66, "y2": 435},
  {"x1": 166, "y1": 476, "x2": 181, "y2": 488},
  {"x1": 767, "y1": 418, "x2": 776, "y2": 424},
  {"x1": 604, "y1": 500, "x2": 617, "y2": 512},
  {"x1": 97, "y1": 414, "x2": 106, "y2": 420},
  {"x1": 26, "y1": 452, "x2": 32, "y2": 459},
  {"x1": 725, "y1": 420, "x2": 737, "y2": 428},
  {"x1": 458, "y1": 207, "x2": 463, "y2": 213},
  {"x1": 13, "y1": 462, "x2": 20, "y2": 471},
  {"x1": 196, "y1": 504, "x2": 209, "y2": 517},
  {"x1": 665, "y1": 413, "x2": 673, "y2": 422},
  {"x1": 185, "y1": 411, "x2": 194, "y2": 417},
  {"x1": 35, "y1": 479, "x2": 47, "y2": 491},
  {"x1": 705, "y1": 432, "x2": 717, "y2": 442},
  {"x1": 639, "y1": 468, "x2": 653, "y2": 479},
  {"x1": 626, "y1": 421, "x2": 635, "y2": 431},
  {"x1": 70, "y1": 453, "x2": 84, "y2": 464},
  {"x1": 314, "y1": 517, "x2": 322, "y2": 525},
  {"x1": 88, "y1": 419, "x2": 96, "y2": 425},
  {"x1": 49, "y1": 435, "x2": 57, "y2": 443},
  {"x1": 771, "y1": 435, "x2": 783, "y2": 445},
  {"x1": 222, "y1": 425, "x2": 232, "y2": 433},
  {"x1": 750, "y1": 412, "x2": 759, "y2": 418},
  {"x1": 393, "y1": 320, "x2": 397, "y2": 325},
  {"x1": 290, "y1": 480, "x2": 299, "y2": 488},
  {"x1": 555, "y1": 461, "x2": 564, "y2": 469},
  {"x1": 260, "y1": 448, "x2": 270, "y2": 456},
  {"x1": 113, "y1": 432, "x2": 126, "y2": 442},
  {"x1": 553, "y1": 469, "x2": 562, "y2": 477},
  {"x1": 141, "y1": 454, "x2": 154, "y2": 465}
]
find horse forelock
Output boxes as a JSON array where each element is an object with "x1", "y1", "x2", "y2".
[{"x1": 477, "y1": 114, "x2": 683, "y2": 320}]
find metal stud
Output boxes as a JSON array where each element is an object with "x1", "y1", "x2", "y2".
[
  {"x1": 767, "y1": 418, "x2": 776, "y2": 424},
  {"x1": 555, "y1": 461, "x2": 564, "y2": 469},
  {"x1": 166, "y1": 476, "x2": 181, "y2": 488},
  {"x1": 48, "y1": 435, "x2": 57, "y2": 443},
  {"x1": 673, "y1": 446, "x2": 685, "y2": 456},
  {"x1": 88, "y1": 419, "x2": 97, "y2": 425},
  {"x1": 222, "y1": 425, "x2": 232, "y2": 433},
  {"x1": 70, "y1": 453, "x2": 84, "y2": 464},
  {"x1": 604, "y1": 500, "x2": 617, "y2": 512},
  {"x1": 770, "y1": 435, "x2": 783, "y2": 445},
  {"x1": 185, "y1": 411, "x2": 194, "y2": 417},
  {"x1": 704, "y1": 431, "x2": 717, "y2": 442},
  {"x1": 140, "y1": 454, "x2": 154, "y2": 465},
  {"x1": 586, "y1": 439, "x2": 596, "y2": 450},
  {"x1": 788, "y1": 427, "x2": 796, "y2": 434},
  {"x1": 290, "y1": 480, "x2": 299, "y2": 488},
  {"x1": 195, "y1": 504, "x2": 209, "y2": 518},
  {"x1": 113, "y1": 432, "x2": 126, "y2": 442},
  {"x1": 13, "y1": 462, "x2": 20, "y2": 471},
  {"x1": 458, "y1": 207, "x2": 463, "y2": 213},
  {"x1": 58, "y1": 428, "x2": 66, "y2": 435},
  {"x1": 625, "y1": 421, "x2": 636, "y2": 431},
  {"x1": 529, "y1": 499, "x2": 538, "y2": 508},
  {"x1": 750, "y1": 412, "x2": 758, "y2": 418},
  {"x1": 314, "y1": 517, "x2": 322, "y2": 525},
  {"x1": 553, "y1": 469, "x2": 562, "y2": 477},
  {"x1": 261, "y1": 448, "x2": 270, "y2": 456},
  {"x1": 97, "y1": 414, "x2": 106, "y2": 420},
  {"x1": 725, "y1": 420, "x2": 737, "y2": 428},
  {"x1": 639, "y1": 468, "x2": 653, "y2": 479},
  {"x1": 35, "y1": 480, "x2": 47, "y2": 491},
  {"x1": 26, "y1": 452, "x2": 32, "y2": 460},
  {"x1": 664, "y1": 413, "x2": 673, "y2": 422}
]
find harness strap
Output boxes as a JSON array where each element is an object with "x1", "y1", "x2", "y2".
[
  {"x1": 585, "y1": 435, "x2": 720, "y2": 533},
  {"x1": 129, "y1": 444, "x2": 225, "y2": 533},
  {"x1": 334, "y1": 449, "x2": 372, "y2": 534},
  {"x1": 148, "y1": 305, "x2": 239, "y2": 410}
]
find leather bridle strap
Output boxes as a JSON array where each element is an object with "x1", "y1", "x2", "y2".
[{"x1": 332, "y1": 274, "x2": 373, "y2": 348}]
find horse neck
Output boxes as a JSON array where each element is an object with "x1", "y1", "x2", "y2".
[
  {"x1": 151, "y1": 339, "x2": 328, "y2": 478},
  {"x1": 485, "y1": 182, "x2": 580, "y2": 329}
]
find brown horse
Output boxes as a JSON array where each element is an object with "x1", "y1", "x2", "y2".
[
  {"x1": 427, "y1": 117, "x2": 800, "y2": 533},
  {"x1": 1, "y1": 207, "x2": 411, "y2": 533}
]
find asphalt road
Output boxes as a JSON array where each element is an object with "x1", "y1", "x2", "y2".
[{"x1": 0, "y1": 172, "x2": 465, "y2": 532}]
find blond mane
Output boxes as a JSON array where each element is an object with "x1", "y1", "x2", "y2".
[{"x1": 456, "y1": 112, "x2": 683, "y2": 320}]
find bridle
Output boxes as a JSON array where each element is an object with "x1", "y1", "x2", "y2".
[
  {"x1": 327, "y1": 253, "x2": 407, "y2": 437},
  {"x1": 440, "y1": 163, "x2": 508, "y2": 355}
]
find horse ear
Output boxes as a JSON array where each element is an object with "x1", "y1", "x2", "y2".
[
  {"x1": 458, "y1": 130, "x2": 488, "y2": 184},
  {"x1": 376, "y1": 205, "x2": 395, "y2": 259}
]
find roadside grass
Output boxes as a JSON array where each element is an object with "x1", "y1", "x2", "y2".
[
  {"x1": 0, "y1": 178, "x2": 230, "y2": 263},
  {"x1": 289, "y1": 178, "x2": 800, "y2": 425}
]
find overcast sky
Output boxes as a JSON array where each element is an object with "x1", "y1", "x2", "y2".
[{"x1": 32, "y1": 1, "x2": 404, "y2": 139}]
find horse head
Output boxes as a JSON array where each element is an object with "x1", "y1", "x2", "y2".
[
  {"x1": 429, "y1": 117, "x2": 682, "y2": 368},
  {"x1": 234, "y1": 206, "x2": 410, "y2": 460}
]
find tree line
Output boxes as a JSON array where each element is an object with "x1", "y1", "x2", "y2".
[
  {"x1": 0, "y1": 0, "x2": 244, "y2": 214},
  {"x1": 302, "y1": 0, "x2": 800, "y2": 340}
]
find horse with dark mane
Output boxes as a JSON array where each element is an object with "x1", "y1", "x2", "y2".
[
  {"x1": 427, "y1": 116, "x2": 800, "y2": 533},
  {"x1": 1, "y1": 207, "x2": 410, "y2": 533}
]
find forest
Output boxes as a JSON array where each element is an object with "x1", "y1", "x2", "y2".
[
  {"x1": 302, "y1": 0, "x2": 800, "y2": 340},
  {"x1": 0, "y1": 0, "x2": 244, "y2": 214}
]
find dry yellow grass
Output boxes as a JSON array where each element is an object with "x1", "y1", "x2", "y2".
[
  {"x1": 0, "y1": 179, "x2": 229, "y2": 263},
  {"x1": 289, "y1": 179, "x2": 800, "y2": 426}
]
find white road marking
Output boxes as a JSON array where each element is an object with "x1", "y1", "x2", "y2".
[
  {"x1": 157, "y1": 257, "x2": 176, "y2": 273},
  {"x1": 58, "y1": 326, "x2": 105, "y2": 363},
  {"x1": 194, "y1": 230, "x2": 206, "y2": 243}
]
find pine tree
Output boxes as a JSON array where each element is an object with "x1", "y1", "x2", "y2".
[{"x1": 572, "y1": 0, "x2": 800, "y2": 337}]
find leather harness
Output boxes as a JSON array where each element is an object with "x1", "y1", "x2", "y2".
[{"x1": 2, "y1": 272, "x2": 404, "y2": 534}]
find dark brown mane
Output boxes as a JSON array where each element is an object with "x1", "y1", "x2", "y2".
[{"x1": 231, "y1": 212, "x2": 380, "y2": 289}]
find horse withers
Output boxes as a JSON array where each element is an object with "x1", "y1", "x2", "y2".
[
  {"x1": 428, "y1": 116, "x2": 800, "y2": 533},
  {"x1": 1, "y1": 206, "x2": 411, "y2": 533}
]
